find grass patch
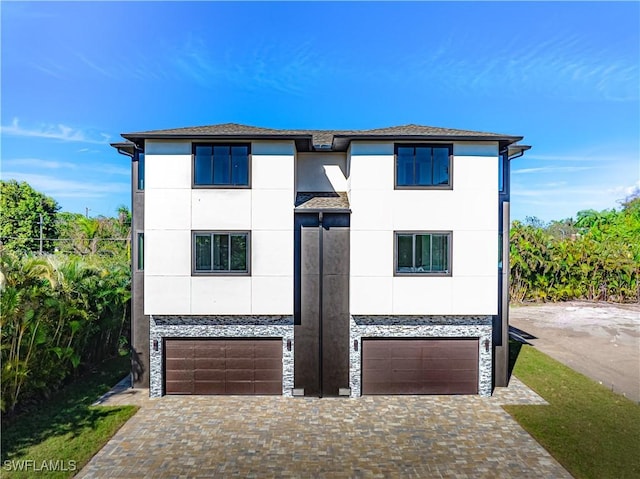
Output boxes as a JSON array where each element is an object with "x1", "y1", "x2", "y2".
[
  {"x1": 1, "y1": 356, "x2": 138, "y2": 478},
  {"x1": 505, "y1": 342, "x2": 640, "y2": 479}
]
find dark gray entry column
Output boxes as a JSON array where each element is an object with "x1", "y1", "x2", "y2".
[{"x1": 294, "y1": 213, "x2": 350, "y2": 397}]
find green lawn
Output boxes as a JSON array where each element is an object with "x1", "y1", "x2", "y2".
[
  {"x1": 505, "y1": 341, "x2": 640, "y2": 479},
  {"x1": 1, "y1": 356, "x2": 138, "y2": 479}
]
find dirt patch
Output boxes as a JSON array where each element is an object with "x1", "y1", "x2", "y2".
[{"x1": 510, "y1": 301, "x2": 640, "y2": 403}]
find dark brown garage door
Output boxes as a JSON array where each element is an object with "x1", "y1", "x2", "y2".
[
  {"x1": 362, "y1": 338, "x2": 478, "y2": 395},
  {"x1": 165, "y1": 339, "x2": 282, "y2": 395}
]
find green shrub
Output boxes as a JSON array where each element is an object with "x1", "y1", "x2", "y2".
[{"x1": 0, "y1": 251, "x2": 130, "y2": 414}]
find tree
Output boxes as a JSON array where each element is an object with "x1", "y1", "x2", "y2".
[
  {"x1": 55, "y1": 208, "x2": 131, "y2": 257},
  {"x1": 0, "y1": 180, "x2": 60, "y2": 253}
]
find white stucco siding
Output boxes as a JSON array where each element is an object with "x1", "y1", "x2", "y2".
[
  {"x1": 144, "y1": 139, "x2": 295, "y2": 316},
  {"x1": 249, "y1": 142, "x2": 295, "y2": 315},
  {"x1": 144, "y1": 140, "x2": 193, "y2": 314},
  {"x1": 296, "y1": 152, "x2": 348, "y2": 192},
  {"x1": 348, "y1": 141, "x2": 499, "y2": 316},
  {"x1": 145, "y1": 276, "x2": 191, "y2": 314},
  {"x1": 190, "y1": 277, "x2": 252, "y2": 315},
  {"x1": 191, "y1": 190, "x2": 252, "y2": 230},
  {"x1": 392, "y1": 277, "x2": 454, "y2": 315},
  {"x1": 145, "y1": 189, "x2": 191, "y2": 230},
  {"x1": 349, "y1": 276, "x2": 393, "y2": 314},
  {"x1": 143, "y1": 230, "x2": 191, "y2": 277},
  {"x1": 252, "y1": 141, "x2": 296, "y2": 190}
]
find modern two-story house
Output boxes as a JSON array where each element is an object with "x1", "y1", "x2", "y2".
[{"x1": 113, "y1": 123, "x2": 529, "y2": 398}]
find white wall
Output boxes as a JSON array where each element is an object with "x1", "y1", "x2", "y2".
[
  {"x1": 296, "y1": 152, "x2": 348, "y2": 192},
  {"x1": 143, "y1": 137, "x2": 500, "y2": 317},
  {"x1": 349, "y1": 141, "x2": 499, "y2": 315},
  {"x1": 144, "y1": 140, "x2": 295, "y2": 315}
]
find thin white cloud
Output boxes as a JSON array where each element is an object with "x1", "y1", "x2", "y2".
[
  {"x1": 541, "y1": 181, "x2": 568, "y2": 188},
  {"x1": 76, "y1": 54, "x2": 117, "y2": 79},
  {"x1": 512, "y1": 166, "x2": 598, "y2": 175},
  {"x1": 0, "y1": 118, "x2": 110, "y2": 144},
  {"x1": 93, "y1": 165, "x2": 130, "y2": 176},
  {"x1": 165, "y1": 35, "x2": 325, "y2": 95},
  {"x1": 2, "y1": 171, "x2": 128, "y2": 199},
  {"x1": 3, "y1": 157, "x2": 130, "y2": 177},
  {"x1": 523, "y1": 154, "x2": 603, "y2": 162},
  {"x1": 2, "y1": 158, "x2": 77, "y2": 170},
  {"x1": 400, "y1": 30, "x2": 638, "y2": 102},
  {"x1": 28, "y1": 61, "x2": 65, "y2": 79}
]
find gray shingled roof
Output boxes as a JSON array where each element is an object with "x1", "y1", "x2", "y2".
[
  {"x1": 295, "y1": 192, "x2": 350, "y2": 211},
  {"x1": 121, "y1": 123, "x2": 524, "y2": 152}
]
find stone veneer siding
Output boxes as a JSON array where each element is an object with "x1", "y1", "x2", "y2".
[
  {"x1": 149, "y1": 315, "x2": 294, "y2": 398},
  {"x1": 349, "y1": 315, "x2": 493, "y2": 397}
]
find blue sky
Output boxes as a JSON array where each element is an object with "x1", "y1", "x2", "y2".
[{"x1": 1, "y1": 1, "x2": 638, "y2": 222}]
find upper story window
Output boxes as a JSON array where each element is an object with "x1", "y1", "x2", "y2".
[
  {"x1": 499, "y1": 154, "x2": 508, "y2": 193},
  {"x1": 395, "y1": 231, "x2": 451, "y2": 275},
  {"x1": 136, "y1": 152, "x2": 145, "y2": 190},
  {"x1": 193, "y1": 144, "x2": 250, "y2": 187},
  {"x1": 193, "y1": 231, "x2": 250, "y2": 275},
  {"x1": 395, "y1": 144, "x2": 452, "y2": 189}
]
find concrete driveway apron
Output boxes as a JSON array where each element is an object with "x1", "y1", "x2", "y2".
[{"x1": 78, "y1": 378, "x2": 571, "y2": 478}]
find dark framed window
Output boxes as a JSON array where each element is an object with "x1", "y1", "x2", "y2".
[
  {"x1": 395, "y1": 144, "x2": 452, "y2": 188},
  {"x1": 192, "y1": 231, "x2": 250, "y2": 274},
  {"x1": 193, "y1": 144, "x2": 250, "y2": 187},
  {"x1": 395, "y1": 231, "x2": 452, "y2": 275},
  {"x1": 137, "y1": 233, "x2": 144, "y2": 271},
  {"x1": 137, "y1": 153, "x2": 145, "y2": 190}
]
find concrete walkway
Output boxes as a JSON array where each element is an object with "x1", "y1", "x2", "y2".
[{"x1": 79, "y1": 379, "x2": 571, "y2": 478}]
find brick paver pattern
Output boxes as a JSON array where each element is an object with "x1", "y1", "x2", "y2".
[{"x1": 79, "y1": 377, "x2": 571, "y2": 478}]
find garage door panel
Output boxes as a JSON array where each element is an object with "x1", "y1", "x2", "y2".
[
  {"x1": 226, "y1": 358, "x2": 255, "y2": 370},
  {"x1": 391, "y1": 358, "x2": 423, "y2": 370},
  {"x1": 165, "y1": 358, "x2": 193, "y2": 370},
  {"x1": 165, "y1": 347, "x2": 194, "y2": 359},
  {"x1": 194, "y1": 369, "x2": 225, "y2": 381},
  {"x1": 226, "y1": 342, "x2": 255, "y2": 357},
  {"x1": 165, "y1": 339, "x2": 282, "y2": 395},
  {"x1": 195, "y1": 345, "x2": 225, "y2": 358},
  {"x1": 254, "y1": 358, "x2": 282, "y2": 370},
  {"x1": 255, "y1": 368, "x2": 282, "y2": 381},
  {"x1": 195, "y1": 357, "x2": 225, "y2": 369},
  {"x1": 255, "y1": 342, "x2": 282, "y2": 357},
  {"x1": 364, "y1": 358, "x2": 392, "y2": 369},
  {"x1": 254, "y1": 381, "x2": 282, "y2": 395},
  {"x1": 362, "y1": 339, "x2": 478, "y2": 395},
  {"x1": 165, "y1": 380, "x2": 193, "y2": 394},
  {"x1": 394, "y1": 370, "x2": 424, "y2": 381},
  {"x1": 226, "y1": 369, "x2": 254, "y2": 381},
  {"x1": 165, "y1": 369, "x2": 193, "y2": 382},
  {"x1": 363, "y1": 346, "x2": 391, "y2": 359},
  {"x1": 195, "y1": 381, "x2": 225, "y2": 394},
  {"x1": 393, "y1": 347, "x2": 425, "y2": 359},
  {"x1": 226, "y1": 381, "x2": 254, "y2": 394},
  {"x1": 423, "y1": 358, "x2": 477, "y2": 370}
]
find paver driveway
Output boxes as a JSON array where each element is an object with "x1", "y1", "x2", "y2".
[{"x1": 78, "y1": 378, "x2": 571, "y2": 478}]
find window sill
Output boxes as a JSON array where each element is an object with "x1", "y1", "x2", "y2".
[
  {"x1": 394, "y1": 272, "x2": 452, "y2": 277},
  {"x1": 394, "y1": 184, "x2": 453, "y2": 190},
  {"x1": 192, "y1": 271, "x2": 251, "y2": 277},
  {"x1": 192, "y1": 184, "x2": 251, "y2": 189}
]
